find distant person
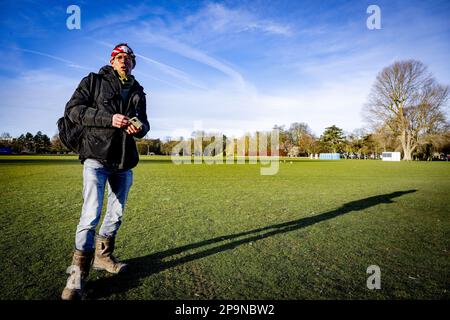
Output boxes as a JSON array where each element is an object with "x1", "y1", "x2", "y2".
[{"x1": 61, "y1": 43, "x2": 150, "y2": 300}]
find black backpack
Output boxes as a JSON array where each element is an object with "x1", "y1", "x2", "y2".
[{"x1": 57, "y1": 73, "x2": 99, "y2": 152}]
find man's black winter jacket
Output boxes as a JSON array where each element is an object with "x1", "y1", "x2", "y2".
[{"x1": 65, "y1": 65, "x2": 149, "y2": 170}]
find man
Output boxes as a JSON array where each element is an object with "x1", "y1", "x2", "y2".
[{"x1": 61, "y1": 43, "x2": 149, "y2": 300}]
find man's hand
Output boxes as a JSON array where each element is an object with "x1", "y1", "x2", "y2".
[
  {"x1": 112, "y1": 114, "x2": 129, "y2": 128},
  {"x1": 125, "y1": 124, "x2": 142, "y2": 135}
]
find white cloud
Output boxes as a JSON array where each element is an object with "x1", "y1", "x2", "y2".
[
  {"x1": 135, "y1": 30, "x2": 248, "y2": 90},
  {"x1": 18, "y1": 48, "x2": 92, "y2": 71},
  {"x1": 185, "y1": 3, "x2": 292, "y2": 36},
  {"x1": 145, "y1": 75, "x2": 372, "y2": 139},
  {"x1": 85, "y1": 4, "x2": 166, "y2": 32},
  {"x1": 0, "y1": 70, "x2": 79, "y2": 137},
  {"x1": 136, "y1": 53, "x2": 207, "y2": 90}
]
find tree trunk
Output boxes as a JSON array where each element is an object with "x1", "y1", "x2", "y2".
[
  {"x1": 403, "y1": 146, "x2": 412, "y2": 160},
  {"x1": 400, "y1": 130, "x2": 411, "y2": 160},
  {"x1": 401, "y1": 131, "x2": 417, "y2": 161}
]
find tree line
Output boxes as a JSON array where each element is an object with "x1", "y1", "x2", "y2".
[
  {"x1": 0, "y1": 131, "x2": 53, "y2": 154},
  {"x1": 1, "y1": 122, "x2": 448, "y2": 160},
  {"x1": 131, "y1": 122, "x2": 449, "y2": 160}
]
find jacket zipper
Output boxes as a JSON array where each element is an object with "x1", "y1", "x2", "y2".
[{"x1": 119, "y1": 92, "x2": 140, "y2": 169}]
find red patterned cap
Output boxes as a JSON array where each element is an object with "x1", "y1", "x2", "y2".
[{"x1": 111, "y1": 43, "x2": 136, "y2": 67}]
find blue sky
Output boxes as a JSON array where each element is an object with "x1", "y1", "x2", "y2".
[{"x1": 1, "y1": 0, "x2": 449, "y2": 139}]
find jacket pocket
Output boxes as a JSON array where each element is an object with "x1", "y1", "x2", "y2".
[
  {"x1": 99, "y1": 91, "x2": 119, "y2": 114},
  {"x1": 84, "y1": 127, "x2": 116, "y2": 159}
]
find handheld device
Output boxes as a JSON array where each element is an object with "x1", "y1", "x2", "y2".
[{"x1": 129, "y1": 117, "x2": 143, "y2": 129}]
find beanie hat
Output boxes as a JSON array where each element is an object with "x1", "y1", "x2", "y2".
[{"x1": 110, "y1": 43, "x2": 136, "y2": 68}]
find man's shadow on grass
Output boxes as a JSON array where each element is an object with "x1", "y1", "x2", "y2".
[{"x1": 86, "y1": 189, "x2": 416, "y2": 299}]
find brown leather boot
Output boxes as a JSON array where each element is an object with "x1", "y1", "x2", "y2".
[
  {"x1": 61, "y1": 250, "x2": 93, "y2": 300},
  {"x1": 93, "y1": 235, "x2": 127, "y2": 274}
]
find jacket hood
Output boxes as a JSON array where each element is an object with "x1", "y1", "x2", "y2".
[{"x1": 98, "y1": 65, "x2": 118, "y2": 76}]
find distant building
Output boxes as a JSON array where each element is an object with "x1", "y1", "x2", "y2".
[{"x1": 381, "y1": 152, "x2": 401, "y2": 161}]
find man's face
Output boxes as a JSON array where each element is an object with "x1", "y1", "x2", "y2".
[{"x1": 111, "y1": 52, "x2": 133, "y2": 77}]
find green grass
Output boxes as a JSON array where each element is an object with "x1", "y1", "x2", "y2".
[{"x1": 0, "y1": 155, "x2": 449, "y2": 300}]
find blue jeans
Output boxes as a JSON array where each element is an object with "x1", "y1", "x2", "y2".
[{"x1": 75, "y1": 159, "x2": 133, "y2": 251}]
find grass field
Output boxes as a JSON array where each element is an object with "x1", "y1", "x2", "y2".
[{"x1": 0, "y1": 155, "x2": 449, "y2": 300}]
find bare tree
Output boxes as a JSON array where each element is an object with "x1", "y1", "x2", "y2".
[
  {"x1": 51, "y1": 134, "x2": 69, "y2": 154},
  {"x1": 418, "y1": 127, "x2": 450, "y2": 160},
  {"x1": 365, "y1": 60, "x2": 449, "y2": 160},
  {"x1": 288, "y1": 122, "x2": 316, "y2": 156},
  {"x1": 371, "y1": 124, "x2": 400, "y2": 153}
]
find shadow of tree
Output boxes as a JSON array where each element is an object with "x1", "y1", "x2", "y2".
[{"x1": 86, "y1": 189, "x2": 417, "y2": 299}]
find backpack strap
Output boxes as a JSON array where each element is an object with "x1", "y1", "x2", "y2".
[{"x1": 88, "y1": 72, "x2": 101, "y2": 108}]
